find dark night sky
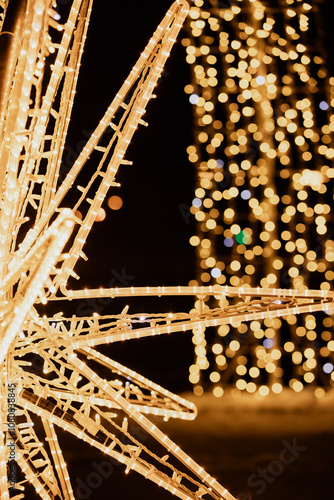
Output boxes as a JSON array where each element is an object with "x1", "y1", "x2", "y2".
[
  {"x1": 55, "y1": 0, "x2": 197, "y2": 393},
  {"x1": 67, "y1": 0, "x2": 195, "y2": 289}
]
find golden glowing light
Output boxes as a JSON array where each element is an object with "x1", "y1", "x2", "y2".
[
  {"x1": 184, "y1": 0, "x2": 334, "y2": 398},
  {"x1": 0, "y1": 2, "x2": 242, "y2": 499},
  {"x1": 108, "y1": 195, "x2": 124, "y2": 210},
  {"x1": 94, "y1": 207, "x2": 106, "y2": 221},
  {"x1": 0, "y1": 1, "x2": 333, "y2": 499}
]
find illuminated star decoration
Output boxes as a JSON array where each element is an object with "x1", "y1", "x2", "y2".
[
  {"x1": 0, "y1": 1, "x2": 239, "y2": 499},
  {"x1": 1, "y1": 1, "x2": 334, "y2": 500}
]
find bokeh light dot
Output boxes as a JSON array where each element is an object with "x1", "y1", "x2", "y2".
[
  {"x1": 108, "y1": 195, "x2": 123, "y2": 210},
  {"x1": 211, "y1": 267, "x2": 222, "y2": 278},
  {"x1": 95, "y1": 207, "x2": 106, "y2": 221},
  {"x1": 323, "y1": 363, "x2": 334, "y2": 374}
]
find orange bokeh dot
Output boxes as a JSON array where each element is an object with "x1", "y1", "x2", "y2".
[
  {"x1": 95, "y1": 207, "x2": 106, "y2": 221},
  {"x1": 74, "y1": 210, "x2": 82, "y2": 220},
  {"x1": 108, "y1": 195, "x2": 123, "y2": 210}
]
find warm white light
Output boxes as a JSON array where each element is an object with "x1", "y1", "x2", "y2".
[
  {"x1": 301, "y1": 169, "x2": 324, "y2": 186},
  {"x1": 184, "y1": 0, "x2": 334, "y2": 398},
  {"x1": 1, "y1": 1, "x2": 333, "y2": 499}
]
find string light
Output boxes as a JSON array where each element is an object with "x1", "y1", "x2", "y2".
[
  {"x1": 184, "y1": 0, "x2": 334, "y2": 397},
  {"x1": 0, "y1": 1, "x2": 239, "y2": 499},
  {"x1": 1, "y1": 0, "x2": 333, "y2": 498}
]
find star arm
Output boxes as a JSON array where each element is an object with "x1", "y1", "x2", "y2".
[
  {"x1": 15, "y1": 412, "x2": 62, "y2": 499},
  {"x1": 41, "y1": 419, "x2": 74, "y2": 500},
  {"x1": 0, "y1": 210, "x2": 74, "y2": 365},
  {"x1": 29, "y1": 288, "x2": 334, "y2": 352}
]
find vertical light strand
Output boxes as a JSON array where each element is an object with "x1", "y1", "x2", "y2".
[
  {"x1": 42, "y1": 418, "x2": 74, "y2": 500},
  {"x1": 184, "y1": 0, "x2": 334, "y2": 398}
]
